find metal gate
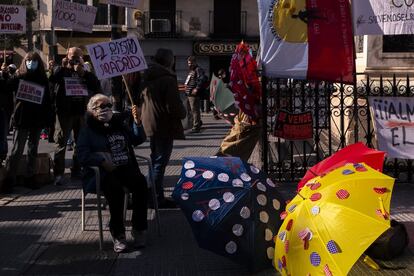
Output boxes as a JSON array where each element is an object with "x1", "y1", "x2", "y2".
[{"x1": 262, "y1": 74, "x2": 414, "y2": 183}]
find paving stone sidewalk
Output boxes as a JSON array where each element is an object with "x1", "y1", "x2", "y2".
[{"x1": 0, "y1": 114, "x2": 413, "y2": 275}]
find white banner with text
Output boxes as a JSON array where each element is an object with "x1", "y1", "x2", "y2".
[
  {"x1": 353, "y1": 0, "x2": 414, "y2": 35},
  {"x1": 52, "y1": 0, "x2": 97, "y2": 33},
  {"x1": 86, "y1": 36, "x2": 147, "y2": 80},
  {"x1": 0, "y1": 5, "x2": 26, "y2": 34},
  {"x1": 369, "y1": 96, "x2": 414, "y2": 159},
  {"x1": 16, "y1": 80, "x2": 45, "y2": 104}
]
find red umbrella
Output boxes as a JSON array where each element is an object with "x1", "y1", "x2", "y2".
[
  {"x1": 297, "y1": 142, "x2": 386, "y2": 191},
  {"x1": 229, "y1": 41, "x2": 261, "y2": 121}
]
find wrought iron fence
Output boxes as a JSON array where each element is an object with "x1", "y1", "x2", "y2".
[{"x1": 263, "y1": 74, "x2": 414, "y2": 183}]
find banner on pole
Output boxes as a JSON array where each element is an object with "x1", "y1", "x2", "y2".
[
  {"x1": 0, "y1": 5, "x2": 26, "y2": 34},
  {"x1": 16, "y1": 80, "x2": 45, "y2": 104},
  {"x1": 52, "y1": 0, "x2": 97, "y2": 33},
  {"x1": 273, "y1": 110, "x2": 313, "y2": 140},
  {"x1": 99, "y1": 0, "x2": 140, "y2": 8},
  {"x1": 353, "y1": 0, "x2": 414, "y2": 35},
  {"x1": 257, "y1": 0, "x2": 355, "y2": 84},
  {"x1": 369, "y1": 96, "x2": 414, "y2": 159},
  {"x1": 86, "y1": 36, "x2": 147, "y2": 80}
]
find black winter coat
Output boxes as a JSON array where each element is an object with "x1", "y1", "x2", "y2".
[{"x1": 9, "y1": 71, "x2": 53, "y2": 128}]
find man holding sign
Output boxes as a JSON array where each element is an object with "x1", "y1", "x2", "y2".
[
  {"x1": 3, "y1": 52, "x2": 53, "y2": 192},
  {"x1": 49, "y1": 47, "x2": 101, "y2": 185}
]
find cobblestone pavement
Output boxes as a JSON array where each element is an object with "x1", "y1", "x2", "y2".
[{"x1": 0, "y1": 114, "x2": 413, "y2": 275}]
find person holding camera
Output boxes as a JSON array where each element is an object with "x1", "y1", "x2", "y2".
[{"x1": 49, "y1": 47, "x2": 101, "y2": 185}]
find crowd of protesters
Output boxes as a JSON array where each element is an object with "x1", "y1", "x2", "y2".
[{"x1": 0, "y1": 46, "x2": 223, "y2": 252}]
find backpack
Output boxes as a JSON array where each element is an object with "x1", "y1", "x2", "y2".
[{"x1": 365, "y1": 220, "x2": 409, "y2": 261}]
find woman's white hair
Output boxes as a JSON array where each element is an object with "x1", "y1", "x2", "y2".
[{"x1": 87, "y1": 94, "x2": 111, "y2": 112}]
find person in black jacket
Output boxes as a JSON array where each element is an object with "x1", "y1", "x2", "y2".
[
  {"x1": 77, "y1": 94, "x2": 148, "y2": 253},
  {"x1": 0, "y1": 64, "x2": 12, "y2": 167},
  {"x1": 3, "y1": 52, "x2": 53, "y2": 191},
  {"x1": 49, "y1": 47, "x2": 101, "y2": 185}
]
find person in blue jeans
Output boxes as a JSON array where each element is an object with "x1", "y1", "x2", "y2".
[{"x1": 140, "y1": 48, "x2": 186, "y2": 208}]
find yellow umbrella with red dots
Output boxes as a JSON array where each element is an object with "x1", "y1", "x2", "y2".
[{"x1": 274, "y1": 163, "x2": 394, "y2": 276}]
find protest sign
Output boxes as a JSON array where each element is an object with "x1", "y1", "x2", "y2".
[
  {"x1": 99, "y1": 0, "x2": 140, "y2": 8},
  {"x1": 64, "y1": 77, "x2": 89, "y2": 96},
  {"x1": 16, "y1": 80, "x2": 45, "y2": 104},
  {"x1": 86, "y1": 36, "x2": 147, "y2": 80},
  {"x1": 353, "y1": 0, "x2": 414, "y2": 35},
  {"x1": 52, "y1": 0, "x2": 97, "y2": 33},
  {"x1": 369, "y1": 97, "x2": 414, "y2": 159},
  {"x1": 0, "y1": 5, "x2": 26, "y2": 34},
  {"x1": 273, "y1": 110, "x2": 313, "y2": 140}
]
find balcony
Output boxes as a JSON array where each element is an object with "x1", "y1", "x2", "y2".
[
  {"x1": 142, "y1": 10, "x2": 183, "y2": 38},
  {"x1": 209, "y1": 10, "x2": 247, "y2": 38}
]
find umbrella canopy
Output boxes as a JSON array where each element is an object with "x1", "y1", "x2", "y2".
[
  {"x1": 297, "y1": 143, "x2": 386, "y2": 191},
  {"x1": 229, "y1": 42, "x2": 262, "y2": 121},
  {"x1": 210, "y1": 74, "x2": 235, "y2": 112},
  {"x1": 172, "y1": 156, "x2": 286, "y2": 272},
  {"x1": 209, "y1": 74, "x2": 238, "y2": 125},
  {"x1": 275, "y1": 163, "x2": 395, "y2": 276}
]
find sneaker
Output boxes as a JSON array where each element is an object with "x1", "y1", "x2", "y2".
[
  {"x1": 113, "y1": 237, "x2": 128, "y2": 253},
  {"x1": 158, "y1": 198, "x2": 178, "y2": 209},
  {"x1": 131, "y1": 230, "x2": 146, "y2": 248}
]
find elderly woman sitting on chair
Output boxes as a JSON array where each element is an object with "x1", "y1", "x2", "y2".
[{"x1": 77, "y1": 94, "x2": 148, "y2": 253}]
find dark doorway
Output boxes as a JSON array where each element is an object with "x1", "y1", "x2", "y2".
[
  {"x1": 213, "y1": 0, "x2": 241, "y2": 38},
  {"x1": 150, "y1": 0, "x2": 176, "y2": 33},
  {"x1": 210, "y1": 56, "x2": 232, "y2": 83}
]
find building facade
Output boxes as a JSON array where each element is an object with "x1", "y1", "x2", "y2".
[{"x1": 33, "y1": 0, "x2": 259, "y2": 83}]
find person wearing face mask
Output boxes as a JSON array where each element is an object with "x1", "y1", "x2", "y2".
[
  {"x1": 77, "y1": 94, "x2": 148, "y2": 253},
  {"x1": 2, "y1": 52, "x2": 53, "y2": 192},
  {"x1": 49, "y1": 47, "x2": 101, "y2": 185}
]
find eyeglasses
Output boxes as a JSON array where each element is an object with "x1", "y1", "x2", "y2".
[{"x1": 93, "y1": 103, "x2": 113, "y2": 110}]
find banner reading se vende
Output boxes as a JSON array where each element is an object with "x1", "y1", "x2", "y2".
[
  {"x1": 0, "y1": 5, "x2": 26, "y2": 34},
  {"x1": 86, "y1": 36, "x2": 147, "y2": 80},
  {"x1": 52, "y1": 0, "x2": 97, "y2": 33}
]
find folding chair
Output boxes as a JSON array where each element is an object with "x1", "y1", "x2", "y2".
[{"x1": 81, "y1": 155, "x2": 161, "y2": 251}]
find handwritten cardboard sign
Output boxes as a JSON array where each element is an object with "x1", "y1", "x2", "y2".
[
  {"x1": 0, "y1": 5, "x2": 26, "y2": 34},
  {"x1": 86, "y1": 36, "x2": 147, "y2": 80},
  {"x1": 64, "y1": 77, "x2": 89, "y2": 96},
  {"x1": 52, "y1": 0, "x2": 97, "y2": 33},
  {"x1": 99, "y1": 0, "x2": 140, "y2": 8},
  {"x1": 16, "y1": 80, "x2": 45, "y2": 104},
  {"x1": 369, "y1": 96, "x2": 414, "y2": 159},
  {"x1": 273, "y1": 110, "x2": 313, "y2": 140}
]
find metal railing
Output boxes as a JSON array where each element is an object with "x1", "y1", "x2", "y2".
[{"x1": 262, "y1": 74, "x2": 414, "y2": 183}]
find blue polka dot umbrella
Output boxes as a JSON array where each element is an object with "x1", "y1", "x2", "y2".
[{"x1": 172, "y1": 156, "x2": 286, "y2": 272}]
